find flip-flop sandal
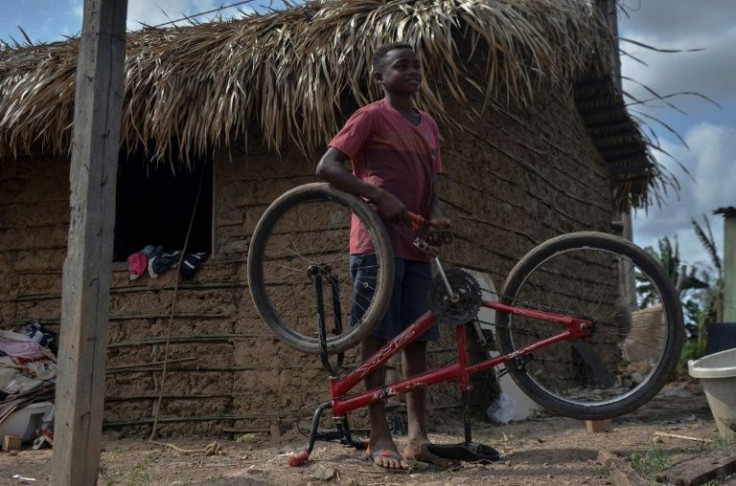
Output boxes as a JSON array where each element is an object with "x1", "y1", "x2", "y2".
[
  {"x1": 418, "y1": 454, "x2": 461, "y2": 470},
  {"x1": 416, "y1": 444, "x2": 462, "y2": 470},
  {"x1": 369, "y1": 449, "x2": 408, "y2": 470}
]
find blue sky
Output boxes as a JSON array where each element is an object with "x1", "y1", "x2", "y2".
[
  {"x1": 2, "y1": 0, "x2": 733, "y2": 274},
  {"x1": 618, "y1": 0, "x2": 735, "y2": 273}
]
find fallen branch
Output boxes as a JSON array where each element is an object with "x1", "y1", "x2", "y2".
[
  {"x1": 654, "y1": 431, "x2": 713, "y2": 443},
  {"x1": 150, "y1": 441, "x2": 225, "y2": 456}
]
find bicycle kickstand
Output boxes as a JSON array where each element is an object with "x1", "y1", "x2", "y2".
[
  {"x1": 427, "y1": 391, "x2": 501, "y2": 463},
  {"x1": 289, "y1": 403, "x2": 366, "y2": 467}
]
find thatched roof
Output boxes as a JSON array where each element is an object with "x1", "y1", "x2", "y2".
[{"x1": 0, "y1": 0, "x2": 658, "y2": 208}]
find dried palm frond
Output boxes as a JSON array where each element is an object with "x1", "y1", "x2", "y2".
[{"x1": 0, "y1": 0, "x2": 656, "y2": 207}]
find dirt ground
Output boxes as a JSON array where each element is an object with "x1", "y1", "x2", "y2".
[{"x1": 0, "y1": 377, "x2": 732, "y2": 485}]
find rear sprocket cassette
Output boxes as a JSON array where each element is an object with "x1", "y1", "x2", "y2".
[{"x1": 429, "y1": 269, "x2": 482, "y2": 325}]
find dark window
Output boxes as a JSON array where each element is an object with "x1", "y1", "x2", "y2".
[{"x1": 113, "y1": 148, "x2": 212, "y2": 262}]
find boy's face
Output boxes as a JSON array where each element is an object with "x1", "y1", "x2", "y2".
[{"x1": 374, "y1": 48, "x2": 421, "y2": 96}]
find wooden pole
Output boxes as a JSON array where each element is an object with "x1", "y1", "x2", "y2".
[
  {"x1": 594, "y1": 1, "x2": 631, "y2": 435},
  {"x1": 51, "y1": 1, "x2": 127, "y2": 485}
]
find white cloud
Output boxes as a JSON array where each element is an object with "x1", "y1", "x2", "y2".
[
  {"x1": 687, "y1": 124, "x2": 736, "y2": 209},
  {"x1": 73, "y1": 1, "x2": 83, "y2": 21},
  {"x1": 633, "y1": 123, "x2": 735, "y2": 267}
]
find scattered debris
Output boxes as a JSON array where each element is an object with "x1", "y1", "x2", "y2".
[
  {"x1": 150, "y1": 441, "x2": 225, "y2": 456},
  {"x1": 598, "y1": 449, "x2": 648, "y2": 486},
  {"x1": 235, "y1": 433, "x2": 256, "y2": 443},
  {"x1": 11, "y1": 475, "x2": 36, "y2": 484}
]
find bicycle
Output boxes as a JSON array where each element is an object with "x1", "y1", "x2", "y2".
[{"x1": 247, "y1": 183, "x2": 684, "y2": 466}]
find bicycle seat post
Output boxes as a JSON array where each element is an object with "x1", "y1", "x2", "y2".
[
  {"x1": 413, "y1": 237, "x2": 459, "y2": 301},
  {"x1": 433, "y1": 256, "x2": 459, "y2": 302}
]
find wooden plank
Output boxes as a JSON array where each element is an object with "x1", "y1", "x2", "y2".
[
  {"x1": 50, "y1": 1, "x2": 128, "y2": 485},
  {"x1": 2, "y1": 435, "x2": 21, "y2": 452},
  {"x1": 598, "y1": 450, "x2": 649, "y2": 486},
  {"x1": 656, "y1": 444, "x2": 736, "y2": 486},
  {"x1": 586, "y1": 419, "x2": 613, "y2": 433}
]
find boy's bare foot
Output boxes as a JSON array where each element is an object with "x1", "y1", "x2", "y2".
[
  {"x1": 403, "y1": 440, "x2": 460, "y2": 470},
  {"x1": 367, "y1": 440, "x2": 408, "y2": 470}
]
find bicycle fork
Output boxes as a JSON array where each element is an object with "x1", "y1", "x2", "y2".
[{"x1": 307, "y1": 264, "x2": 345, "y2": 375}]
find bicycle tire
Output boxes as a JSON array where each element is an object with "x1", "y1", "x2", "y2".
[
  {"x1": 496, "y1": 231, "x2": 683, "y2": 420},
  {"x1": 247, "y1": 183, "x2": 394, "y2": 354}
]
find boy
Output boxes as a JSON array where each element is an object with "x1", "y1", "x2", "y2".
[{"x1": 315, "y1": 43, "x2": 450, "y2": 470}]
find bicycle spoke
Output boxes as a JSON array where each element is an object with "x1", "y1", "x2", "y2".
[
  {"x1": 497, "y1": 233, "x2": 681, "y2": 419},
  {"x1": 249, "y1": 184, "x2": 394, "y2": 353}
]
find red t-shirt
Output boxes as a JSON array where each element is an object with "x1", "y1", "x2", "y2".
[{"x1": 328, "y1": 98, "x2": 442, "y2": 261}]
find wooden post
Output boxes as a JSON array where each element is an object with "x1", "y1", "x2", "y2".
[
  {"x1": 717, "y1": 208, "x2": 736, "y2": 322},
  {"x1": 51, "y1": 1, "x2": 127, "y2": 485}
]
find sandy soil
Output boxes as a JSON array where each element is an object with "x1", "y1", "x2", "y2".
[{"x1": 0, "y1": 378, "x2": 730, "y2": 485}]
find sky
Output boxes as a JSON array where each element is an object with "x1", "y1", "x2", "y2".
[
  {"x1": 618, "y1": 0, "x2": 735, "y2": 274},
  {"x1": 1, "y1": 0, "x2": 733, "y2": 275}
]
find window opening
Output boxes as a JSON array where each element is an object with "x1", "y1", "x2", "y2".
[{"x1": 113, "y1": 148, "x2": 213, "y2": 262}]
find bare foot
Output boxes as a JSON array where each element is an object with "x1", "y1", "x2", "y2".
[{"x1": 367, "y1": 441, "x2": 408, "y2": 470}]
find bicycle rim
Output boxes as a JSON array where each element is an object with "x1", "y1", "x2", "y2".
[
  {"x1": 497, "y1": 232, "x2": 683, "y2": 419},
  {"x1": 247, "y1": 183, "x2": 393, "y2": 354}
]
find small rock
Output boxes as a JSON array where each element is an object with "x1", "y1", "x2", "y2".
[
  {"x1": 310, "y1": 465, "x2": 336, "y2": 481},
  {"x1": 9, "y1": 449, "x2": 19, "y2": 456}
]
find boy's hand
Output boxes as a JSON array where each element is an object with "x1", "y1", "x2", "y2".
[
  {"x1": 429, "y1": 217, "x2": 451, "y2": 229},
  {"x1": 374, "y1": 190, "x2": 411, "y2": 226},
  {"x1": 426, "y1": 217, "x2": 452, "y2": 246}
]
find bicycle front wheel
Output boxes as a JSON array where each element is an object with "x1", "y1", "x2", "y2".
[
  {"x1": 497, "y1": 232, "x2": 683, "y2": 420},
  {"x1": 247, "y1": 183, "x2": 394, "y2": 354}
]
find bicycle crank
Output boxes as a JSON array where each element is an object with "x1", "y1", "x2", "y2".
[{"x1": 429, "y1": 268, "x2": 482, "y2": 325}]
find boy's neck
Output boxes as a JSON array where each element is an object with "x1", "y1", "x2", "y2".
[{"x1": 384, "y1": 93, "x2": 414, "y2": 114}]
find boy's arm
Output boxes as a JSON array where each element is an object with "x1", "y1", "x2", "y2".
[
  {"x1": 428, "y1": 184, "x2": 451, "y2": 228},
  {"x1": 316, "y1": 147, "x2": 411, "y2": 225}
]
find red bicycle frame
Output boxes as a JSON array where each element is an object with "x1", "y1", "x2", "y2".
[
  {"x1": 287, "y1": 298, "x2": 593, "y2": 466},
  {"x1": 329, "y1": 300, "x2": 592, "y2": 418},
  {"x1": 287, "y1": 221, "x2": 595, "y2": 467}
]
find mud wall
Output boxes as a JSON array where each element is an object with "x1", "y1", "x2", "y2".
[
  {"x1": 0, "y1": 83, "x2": 613, "y2": 437},
  {"x1": 424, "y1": 85, "x2": 614, "y2": 419}
]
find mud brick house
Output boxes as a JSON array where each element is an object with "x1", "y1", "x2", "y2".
[{"x1": 0, "y1": 0, "x2": 666, "y2": 437}]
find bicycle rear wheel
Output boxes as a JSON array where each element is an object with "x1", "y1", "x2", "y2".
[
  {"x1": 496, "y1": 232, "x2": 683, "y2": 420},
  {"x1": 247, "y1": 183, "x2": 394, "y2": 354}
]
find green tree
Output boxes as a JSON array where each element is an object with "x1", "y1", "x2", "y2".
[
  {"x1": 639, "y1": 235, "x2": 707, "y2": 311},
  {"x1": 639, "y1": 217, "x2": 724, "y2": 367},
  {"x1": 690, "y1": 214, "x2": 724, "y2": 354}
]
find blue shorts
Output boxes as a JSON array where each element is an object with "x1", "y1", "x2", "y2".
[{"x1": 350, "y1": 254, "x2": 439, "y2": 342}]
